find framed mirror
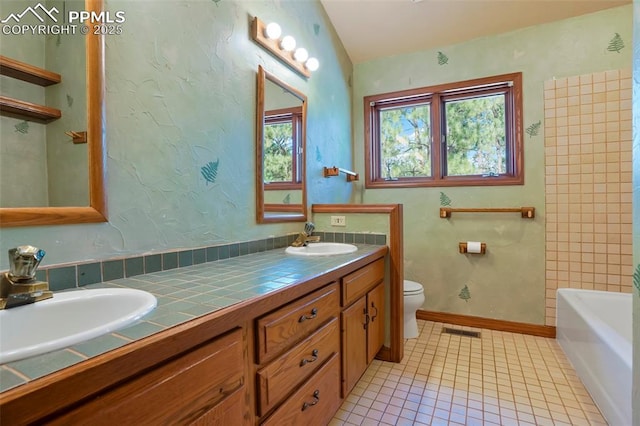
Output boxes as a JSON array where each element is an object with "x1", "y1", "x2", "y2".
[
  {"x1": 256, "y1": 65, "x2": 307, "y2": 223},
  {"x1": 0, "y1": 0, "x2": 106, "y2": 227}
]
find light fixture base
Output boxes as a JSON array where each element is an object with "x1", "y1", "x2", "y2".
[{"x1": 251, "y1": 17, "x2": 311, "y2": 78}]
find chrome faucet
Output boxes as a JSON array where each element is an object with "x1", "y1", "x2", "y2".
[
  {"x1": 290, "y1": 222, "x2": 321, "y2": 247},
  {"x1": 0, "y1": 245, "x2": 52, "y2": 309}
]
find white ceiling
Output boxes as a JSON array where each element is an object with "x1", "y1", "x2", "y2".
[{"x1": 320, "y1": 0, "x2": 630, "y2": 64}]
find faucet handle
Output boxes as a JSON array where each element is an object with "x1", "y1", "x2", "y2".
[
  {"x1": 8, "y1": 245, "x2": 46, "y2": 281},
  {"x1": 304, "y1": 222, "x2": 315, "y2": 235}
]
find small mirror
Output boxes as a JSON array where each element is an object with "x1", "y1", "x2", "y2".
[
  {"x1": 0, "y1": 0, "x2": 106, "y2": 227},
  {"x1": 256, "y1": 66, "x2": 307, "y2": 223}
]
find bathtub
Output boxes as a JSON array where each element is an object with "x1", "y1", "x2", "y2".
[{"x1": 556, "y1": 288, "x2": 632, "y2": 426}]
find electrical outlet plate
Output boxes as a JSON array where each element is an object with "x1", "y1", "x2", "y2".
[{"x1": 330, "y1": 215, "x2": 346, "y2": 227}]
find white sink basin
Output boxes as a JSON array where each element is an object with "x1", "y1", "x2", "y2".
[
  {"x1": 0, "y1": 288, "x2": 157, "y2": 364},
  {"x1": 285, "y1": 242, "x2": 358, "y2": 256}
]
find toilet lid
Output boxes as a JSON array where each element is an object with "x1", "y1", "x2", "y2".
[{"x1": 404, "y1": 280, "x2": 423, "y2": 294}]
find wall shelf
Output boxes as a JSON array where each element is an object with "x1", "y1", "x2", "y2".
[
  {"x1": 0, "y1": 55, "x2": 62, "y2": 123},
  {"x1": 0, "y1": 96, "x2": 61, "y2": 123},
  {"x1": 0, "y1": 55, "x2": 61, "y2": 87}
]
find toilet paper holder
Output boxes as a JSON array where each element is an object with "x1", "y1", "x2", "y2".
[{"x1": 459, "y1": 242, "x2": 486, "y2": 254}]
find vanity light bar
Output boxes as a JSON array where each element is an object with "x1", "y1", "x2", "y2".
[{"x1": 252, "y1": 17, "x2": 319, "y2": 78}]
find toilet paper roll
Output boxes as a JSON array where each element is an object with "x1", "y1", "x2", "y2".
[{"x1": 467, "y1": 241, "x2": 482, "y2": 254}]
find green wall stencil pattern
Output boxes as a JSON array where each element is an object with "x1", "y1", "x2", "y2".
[
  {"x1": 608, "y1": 32, "x2": 625, "y2": 53},
  {"x1": 66, "y1": 94, "x2": 74, "y2": 107},
  {"x1": 437, "y1": 51, "x2": 448, "y2": 65},
  {"x1": 459, "y1": 285, "x2": 471, "y2": 302},
  {"x1": 201, "y1": 159, "x2": 219, "y2": 185},
  {"x1": 14, "y1": 121, "x2": 29, "y2": 134},
  {"x1": 283, "y1": 194, "x2": 290, "y2": 204},
  {"x1": 439, "y1": 192, "x2": 452, "y2": 206},
  {"x1": 525, "y1": 120, "x2": 541, "y2": 137},
  {"x1": 314, "y1": 24, "x2": 320, "y2": 36},
  {"x1": 633, "y1": 264, "x2": 640, "y2": 293}
]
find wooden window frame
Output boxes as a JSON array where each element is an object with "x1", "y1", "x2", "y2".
[
  {"x1": 364, "y1": 72, "x2": 523, "y2": 188},
  {"x1": 263, "y1": 106, "x2": 303, "y2": 191}
]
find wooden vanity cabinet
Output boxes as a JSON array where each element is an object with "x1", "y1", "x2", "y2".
[
  {"x1": 255, "y1": 282, "x2": 341, "y2": 424},
  {"x1": 0, "y1": 248, "x2": 389, "y2": 426},
  {"x1": 50, "y1": 328, "x2": 248, "y2": 426},
  {"x1": 341, "y1": 258, "x2": 385, "y2": 396}
]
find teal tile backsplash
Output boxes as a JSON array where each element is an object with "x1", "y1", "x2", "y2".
[
  {"x1": 102, "y1": 260, "x2": 124, "y2": 281},
  {"x1": 162, "y1": 252, "x2": 178, "y2": 270},
  {"x1": 125, "y1": 257, "x2": 144, "y2": 277},
  {"x1": 77, "y1": 263, "x2": 102, "y2": 286},
  {"x1": 48, "y1": 266, "x2": 76, "y2": 291},
  {"x1": 6, "y1": 233, "x2": 386, "y2": 296},
  {"x1": 144, "y1": 254, "x2": 162, "y2": 273}
]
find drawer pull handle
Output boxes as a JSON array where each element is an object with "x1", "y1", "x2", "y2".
[
  {"x1": 300, "y1": 349, "x2": 319, "y2": 366},
  {"x1": 299, "y1": 308, "x2": 318, "y2": 323},
  {"x1": 301, "y1": 390, "x2": 320, "y2": 411},
  {"x1": 370, "y1": 302, "x2": 378, "y2": 321}
]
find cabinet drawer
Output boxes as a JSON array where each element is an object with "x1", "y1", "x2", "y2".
[
  {"x1": 256, "y1": 282, "x2": 339, "y2": 364},
  {"x1": 261, "y1": 353, "x2": 341, "y2": 426},
  {"x1": 257, "y1": 318, "x2": 340, "y2": 416},
  {"x1": 341, "y1": 258, "x2": 384, "y2": 307},
  {"x1": 52, "y1": 328, "x2": 245, "y2": 425}
]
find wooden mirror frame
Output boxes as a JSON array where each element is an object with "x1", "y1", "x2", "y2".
[
  {"x1": 0, "y1": 0, "x2": 107, "y2": 228},
  {"x1": 256, "y1": 65, "x2": 307, "y2": 223}
]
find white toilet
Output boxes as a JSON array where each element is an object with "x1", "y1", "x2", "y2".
[{"x1": 404, "y1": 280, "x2": 425, "y2": 339}]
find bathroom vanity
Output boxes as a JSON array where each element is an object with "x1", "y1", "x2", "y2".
[{"x1": 0, "y1": 245, "x2": 388, "y2": 425}]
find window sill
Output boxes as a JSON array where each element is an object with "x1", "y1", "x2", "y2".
[{"x1": 365, "y1": 175, "x2": 524, "y2": 189}]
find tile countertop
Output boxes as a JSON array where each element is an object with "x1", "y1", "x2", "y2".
[{"x1": 0, "y1": 244, "x2": 385, "y2": 393}]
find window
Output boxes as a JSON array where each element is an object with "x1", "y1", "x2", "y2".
[
  {"x1": 264, "y1": 106, "x2": 303, "y2": 190},
  {"x1": 365, "y1": 73, "x2": 523, "y2": 188}
]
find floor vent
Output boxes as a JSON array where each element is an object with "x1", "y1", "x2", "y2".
[{"x1": 442, "y1": 327, "x2": 481, "y2": 338}]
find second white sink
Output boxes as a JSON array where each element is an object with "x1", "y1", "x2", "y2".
[
  {"x1": 0, "y1": 288, "x2": 157, "y2": 364},
  {"x1": 285, "y1": 242, "x2": 358, "y2": 257}
]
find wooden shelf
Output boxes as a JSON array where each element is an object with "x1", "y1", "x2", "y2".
[
  {"x1": 0, "y1": 55, "x2": 61, "y2": 86},
  {"x1": 0, "y1": 95, "x2": 61, "y2": 123}
]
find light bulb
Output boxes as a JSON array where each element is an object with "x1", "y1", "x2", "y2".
[
  {"x1": 280, "y1": 35, "x2": 296, "y2": 52},
  {"x1": 305, "y1": 57, "x2": 319, "y2": 71},
  {"x1": 293, "y1": 48, "x2": 309, "y2": 62},
  {"x1": 265, "y1": 22, "x2": 281, "y2": 40}
]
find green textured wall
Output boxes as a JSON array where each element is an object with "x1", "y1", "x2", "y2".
[
  {"x1": 45, "y1": 0, "x2": 89, "y2": 207},
  {"x1": 0, "y1": 0, "x2": 353, "y2": 268},
  {"x1": 353, "y1": 5, "x2": 632, "y2": 324},
  {"x1": 0, "y1": 1, "x2": 48, "y2": 207}
]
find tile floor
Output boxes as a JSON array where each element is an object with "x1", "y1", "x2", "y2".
[{"x1": 330, "y1": 320, "x2": 607, "y2": 426}]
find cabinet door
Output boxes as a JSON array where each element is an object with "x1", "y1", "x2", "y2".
[
  {"x1": 341, "y1": 296, "x2": 367, "y2": 397},
  {"x1": 51, "y1": 329, "x2": 246, "y2": 425},
  {"x1": 367, "y1": 282, "x2": 385, "y2": 364}
]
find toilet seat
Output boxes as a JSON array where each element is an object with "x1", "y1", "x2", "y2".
[{"x1": 404, "y1": 280, "x2": 423, "y2": 295}]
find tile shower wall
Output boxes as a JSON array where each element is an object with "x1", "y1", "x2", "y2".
[{"x1": 544, "y1": 69, "x2": 633, "y2": 325}]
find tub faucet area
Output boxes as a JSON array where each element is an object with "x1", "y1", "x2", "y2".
[
  {"x1": 0, "y1": 245, "x2": 52, "y2": 310},
  {"x1": 290, "y1": 222, "x2": 321, "y2": 247}
]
